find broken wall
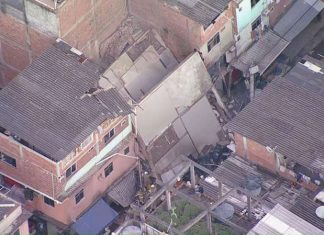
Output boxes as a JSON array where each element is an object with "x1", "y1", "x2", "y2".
[{"x1": 135, "y1": 52, "x2": 212, "y2": 145}]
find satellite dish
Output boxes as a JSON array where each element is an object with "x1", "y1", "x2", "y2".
[
  {"x1": 315, "y1": 206, "x2": 324, "y2": 219},
  {"x1": 245, "y1": 175, "x2": 262, "y2": 197},
  {"x1": 213, "y1": 203, "x2": 235, "y2": 220}
]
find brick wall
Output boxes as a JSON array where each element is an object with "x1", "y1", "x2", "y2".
[
  {"x1": 129, "y1": 0, "x2": 201, "y2": 60},
  {"x1": 0, "y1": 115, "x2": 132, "y2": 198},
  {"x1": 234, "y1": 133, "x2": 277, "y2": 173},
  {"x1": 33, "y1": 136, "x2": 137, "y2": 225},
  {"x1": 58, "y1": 0, "x2": 128, "y2": 60},
  {"x1": 268, "y1": 0, "x2": 294, "y2": 27},
  {"x1": 130, "y1": 0, "x2": 235, "y2": 65},
  {"x1": 0, "y1": 133, "x2": 60, "y2": 197},
  {"x1": 0, "y1": 10, "x2": 53, "y2": 87},
  {"x1": 0, "y1": 0, "x2": 128, "y2": 87}
]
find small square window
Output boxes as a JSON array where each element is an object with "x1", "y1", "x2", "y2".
[
  {"x1": 104, "y1": 163, "x2": 113, "y2": 177},
  {"x1": 44, "y1": 196, "x2": 55, "y2": 207},
  {"x1": 1, "y1": 152, "x2": 16, "y2": 167},
  {"x1": 75, "y1": 189, "x2": 84, "y2": 204},
  {"x1": 66, "y1": 164, "x2": 76, "y2": 178},
  {"x1": 104, "y1": 129, "x2": 115, "y2": 144},
  {"x1": 124, "y1": 146, "x2": 130, "y2": 155},
  {"x1": 251, "y1": 0, "x2": 260, "y2": 8}
]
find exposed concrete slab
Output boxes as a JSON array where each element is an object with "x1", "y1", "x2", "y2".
[
  {"x1": 136, "y1": 53, "x2": 212, "y2": 145},
  {"x1": 181, "y1": 96, "x2": 222, "y2": 152},
  {"x1": 109, "y1": 53, "x2": 134, "y2": 78}
]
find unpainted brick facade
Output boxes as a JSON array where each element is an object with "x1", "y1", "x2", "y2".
[
  {"x1": 233, "y1": 133, "x2": 318, "y2": 191},
  {"x1": 129, "y1": 0, "x2": 235, "y2": 67},
  {"x1": 0, "y1": 116, "x2": 138, "y2": 224},
  {"x1": 0, "y1": 0, "x2": 128, "y2": 87}
]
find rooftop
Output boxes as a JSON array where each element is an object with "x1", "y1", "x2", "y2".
[
  {"x1": 0, "y1": 40, "x2": 131, "y2": 162},
  {"x1": 226, "y1": 59, "x2": 324, "y2": 173},
  {"x1": 248, "y1": 204, "x2": 323, "y2": 235},
  {"x1": 163, "y1": 0, "x2": 231, "y2": 28}
]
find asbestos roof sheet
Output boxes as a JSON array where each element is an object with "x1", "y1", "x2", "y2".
[
  {"x1": 165, "y1": 0, "x2": 231, "y2": 28},
  {"x1": 226, "y1": 61, "x2": 324, "y2": 173},
  {"x1": 290, "y1": 196, "x2": 324, "y2": 231},
  {"x1": 0, "y1": 43, "x2": 131, "y2": 162},
  {"x1": 274, "y1": 0, "x2": 324, "y2": 41},
  {"x1": 231, "y1": 30, "x2": 289, "y2": 75},
  {"x1": 248, "y1": 204, "x2": 323, "y2": 235},
  {"x1": 107, "y1": 169, "x2": 139, "y2": 207}
]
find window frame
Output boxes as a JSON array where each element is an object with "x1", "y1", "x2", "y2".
[
  {"x1": 104, "y1": 128, "x2": 115, "y2": 144},
  {"x1": 124, "y1": 146, "x2": 130, "y2": 155},
  {"x1": 75, "y1": 189, "x2": 84, "y2": 204},
  {"x1": 251, "y1": 0, "x2": 260, "y2": 8},
  {"x1": 0, "y1": 152, "x2": 16, "y2": 168},
  {"x1": 44, "y1": 196, "x2": 55, "y2": 207},
  {"x1": 104, "y1": 162, "x2": 113, "y2": 177},
  {"x1": 66, "y1": 163, "x2": 77, "y2": 178},
  {"x1": 252, "y1": 16, "x2": 262, "y2": 31},
  {"x1": 207, "y1": 33, "x2": 220, "y2": 52}
]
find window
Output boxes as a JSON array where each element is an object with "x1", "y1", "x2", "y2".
[
  {"x1": 207, "y1": 33, "x2": 220, "y2": 52},
  {"x1": 104, "y1": 128, "x2": 115, "y2": 144},
  {"x1": 66, "y1": 164, "x2": 76, "y2": 178},
  {"x1": 80, "y1": 134, "x2": 93, "y2": 149},
  {"x1": 251, "y1": 0, "x2": 260, "y2": 8},
  {"x1": 75, "y1": 189, "x2": 84, "y2": 204},
  {"x1": 104, "y1": 163, "x2": 113, "y2": 177},
  {"x1": 124, "y1": 146, "x2": 130, "y2": 155},
  {"x1": 0, "y1": 152, "x2": 16, "y2": 167},
  {"x1": 252, "y1": 16, "x2": 261, "y2": 31},
  {"x1": 44, "y1": 196, "x2": 55, "y2": 207}
]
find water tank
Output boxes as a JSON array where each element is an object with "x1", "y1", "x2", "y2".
[
  {"x1": 315, "y1": 206, "x2": 324, "y2": 219},
  {"x1": 121, "y1": 225, "x2": 141, "y2": 235},
  {"x1": 245, "y1": 175, "x2": 262, "y2": 197},
  {"x1": 213, "y1": 203, "x2": 235, "y2": 220}
]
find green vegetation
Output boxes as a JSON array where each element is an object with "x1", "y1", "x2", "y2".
[{"x1": 150, "y1": 198, "x2": 236, "y2": 235}]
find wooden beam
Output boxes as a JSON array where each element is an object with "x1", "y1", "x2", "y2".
[
  {"x1": 143, "y1": 161, "x2": 191, "y2": 210},
  {"x1": 180, "y1": 211, "x2": 208, "y2": 232},
  {"x1": 247, "y1": 196, "x2": 251, "y2": 220},
  {"x1": 206, "y1": 213, "x2": 213, "y2": 234},
  {"x1": 218, "y1": 180, "x2": 223, "y2": 199},
  {"x1": 139, "y1": 210, "x2": 184, "y2": 235},
  {"x1": 190, "y1": 165, "x2": 196, "y2": 188},
  {"x1": 166, "y1": 190, "x2": 171, "y2": 211}
]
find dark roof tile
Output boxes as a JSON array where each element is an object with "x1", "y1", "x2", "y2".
[{"x1": 0, "y1": 43, "x2": 132, "y2": 162}]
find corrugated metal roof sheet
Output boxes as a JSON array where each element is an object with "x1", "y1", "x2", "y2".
[
  {"x1": 0, "y1": 44, "x2": 131, "y2": 162},
  {"x1": 232, "y1": 30, "x2": 289, "y2": 75},
  {"x1": 248, "y1": 204, "x2": 324, "y2": 234},
  {"x1": 226, "y1": 61, "x2": 324, "y2": 173},
  {"x1": 165, "y1": 0, "x2": 231, "y2": 28},
  {"x1": 274, "y1": 0, "x2": 324, "y2": 41}
]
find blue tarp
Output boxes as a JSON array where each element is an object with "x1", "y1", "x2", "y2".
[{"x1": 72, "y1": 199, "x2": 118, "y2": 235}]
